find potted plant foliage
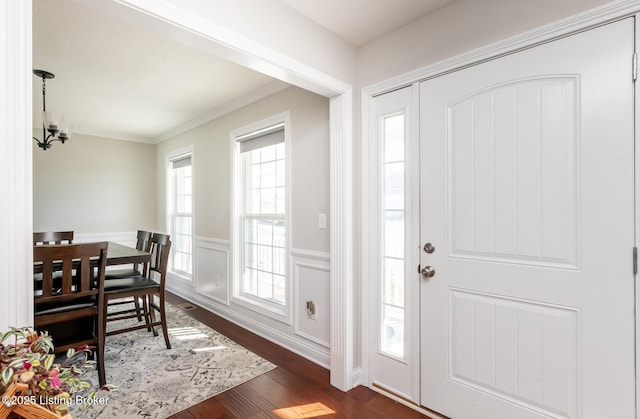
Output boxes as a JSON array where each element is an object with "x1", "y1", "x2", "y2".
[{"x1": 0, "y1": 327, "x2": 113, "y2": 419}]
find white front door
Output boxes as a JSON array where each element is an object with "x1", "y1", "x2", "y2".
[{"x1": 420, "y1": 18, "x2": 635, "y2": 419}]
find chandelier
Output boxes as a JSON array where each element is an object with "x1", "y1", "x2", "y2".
[{"x1": 33, "y1": 69, "x2": 71, "y2": 150}]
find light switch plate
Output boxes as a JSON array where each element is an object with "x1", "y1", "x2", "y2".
[{"x1": 318, "y1": 213, "x2": 327, "y2": 229}]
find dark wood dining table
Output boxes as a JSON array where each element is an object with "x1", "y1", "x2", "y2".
[
  {"x1": 105, "y1": 241, "x2": 151, "y2": 266},
  {"x1": 32, "y1": 241, "x2": 152, "y2": 355},
  {"x1": 33, "y1": 241, "x2": 151, "y2": 274}
]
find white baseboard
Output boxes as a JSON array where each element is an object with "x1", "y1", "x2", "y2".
[
  {"x1": 167, "y1": 236, "x2": 330, "y2": 368},
  {"x1": 167, "y1": 265, "x2": 331, "y2": 369}
]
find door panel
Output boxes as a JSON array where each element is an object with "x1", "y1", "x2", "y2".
[
  {"x1": 420, "y1": 18, "x2": 635, "y2": 419},
  {"x1": 449, "y1": 77, "x2": 578, "y2": 268},
  {"x1": 369, "y1": 86, "x2": 420, "y2": 402}
]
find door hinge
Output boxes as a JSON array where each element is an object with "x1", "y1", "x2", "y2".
[
  {"x1": 633, "y1": 53, "x2": 637, "y2": 82},
  {"x1": 634, "y1": 246, "x2": 638, "y2": 275}
]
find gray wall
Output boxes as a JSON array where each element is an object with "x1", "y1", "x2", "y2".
[
  {"x1": 357, "y1": 0, "x2": 616, "y2": 87},
  {"x1": 32, "y1": 133, "x2": 156, "y2": 234},
  {"x1": 156, "y1": 86, "x2": 330, "y2": 252}
]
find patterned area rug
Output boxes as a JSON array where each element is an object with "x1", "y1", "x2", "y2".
[{"x1": 69, "y1": 301, "x2": 276, "y2": 418}]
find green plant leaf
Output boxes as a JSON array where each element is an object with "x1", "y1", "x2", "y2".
[
  {"x1": 44, "y1": 354, "x2": 54, "y2": 370},
  {"x1": 1, "y1": 367, "x2": 13, "y2": 385},
  {"x1": 1, "y1": 330, "x2": 13, "y2": 343},
  {"x1": 8, "y1": 358, "x2": 26, "y2": 368}
]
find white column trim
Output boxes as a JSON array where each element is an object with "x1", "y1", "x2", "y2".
[
  {"x1": 329, "y1": 92, "x2": 354, "y2": 390},
  {"x1": 0, "y1": 0, "x2": 33, "y2": 332}
]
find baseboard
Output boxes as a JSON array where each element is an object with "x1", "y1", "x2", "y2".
[{"x1": 167, "y1": 281, "x2": 331, "y2": 369}]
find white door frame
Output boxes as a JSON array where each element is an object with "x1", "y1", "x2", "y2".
[
  {"x1": 3, "y1": 0, "x2": 355, "y2": 391},
  {"x1": 0, "y1": 0, "x2": 34, "y2": 332},
  {"x1": 361, "y1": 0, "x2": 640, "y2": 411}
]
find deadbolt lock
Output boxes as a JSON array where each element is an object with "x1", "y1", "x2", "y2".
[{"x1": 423, "y1": 243, "x2": 435, "y2": 254}]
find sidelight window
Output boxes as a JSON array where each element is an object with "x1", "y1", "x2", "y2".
[{"x1": 381, "y1": 113, "x2": 406, "y2": 359}]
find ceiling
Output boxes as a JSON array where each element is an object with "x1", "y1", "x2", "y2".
[
  {"x1": 32, "y1": 0, "x2": 456, "y2": 144},
  {"x1": 281, "y1": 0, "x2": 455, "y2": 46}
]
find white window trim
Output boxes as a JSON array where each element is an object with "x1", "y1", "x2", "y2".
[
  {"x1": 166, "y1": 145, "x2": 195, "y2": 281},
  {"x1": 230, "y1": 111, "x2": 293, "y2": 325}
]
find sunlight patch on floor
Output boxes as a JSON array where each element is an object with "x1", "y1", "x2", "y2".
[
  {"x1": 189, "y1": 345, "x2": 227, "y2": 353},
  {"x1": 168, "y1": 326, "x2": 208, "y2": 340},
  {"x1": 273, "y1": 402, "x2": 335, "y2": 418}
]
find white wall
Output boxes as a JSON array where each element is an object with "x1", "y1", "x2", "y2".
[
  {"x1": 357, "y1": 0, "x2": 617, "y2": 88},
  {"x1": 33, "y1": 133, "x2": 156, "y2": 234},
  {"x1": 158, "y1": 86, "x2": 332, "y2": 365}
]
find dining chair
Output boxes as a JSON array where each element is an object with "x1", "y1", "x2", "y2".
[
  {"x1": 105, "y1": 230, "x2": 151, "y2": 280},
  {"x1": 103, "y1": 233, "x2": 172, "y2": 349},
  {"x1": 33, "y1": 231, "x2": 75, "y2": 294},
  {"x1": 33, "y1": 231, "x2": 74, "y2": 245},
  {"x1": 104, "y1": 230, "x2": 152, "y2": 321},
  {"x1": 33, "y1": 242, "x2": 108, "y2": 386}
]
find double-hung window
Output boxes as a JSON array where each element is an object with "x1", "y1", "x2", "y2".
[
  {"x1": 233, "y1": 120, "x2": 288, "y2": 315},
  {"x1": 169, "y1": 152, "x2": 193, "y2": 277}
]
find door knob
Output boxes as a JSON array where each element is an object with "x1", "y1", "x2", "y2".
[{"x1": 421, "y1": 265, "x2": 436, "y2": 278}]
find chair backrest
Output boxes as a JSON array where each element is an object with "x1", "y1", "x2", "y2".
[
  {"x1": 136, "y1": 230, "x2": 152, "y2": 251},
  {"x1": 147, "y1": 233, "x2": 171, "y2": 287},
  {"x1": 33, "y1": 231, "x2": 74, "y2": 246},
  {"x1": 33, "y1": 242, "x2": 108, "y2": 304},
  {"x1": 133, "y1": 230, "x2": 152, "y2": 270}
]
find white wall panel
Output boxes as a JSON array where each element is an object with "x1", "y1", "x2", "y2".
[
  {"x1": 294, "y1": 257, "x2": 330, "y2": 347},
  {"x1": 195, "y1": 238, "x2": 230, "y2": 305}
]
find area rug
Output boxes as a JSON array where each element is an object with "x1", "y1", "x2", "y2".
[{"x1": 69, "y1": 301, "x2": 276, "y2": 418}]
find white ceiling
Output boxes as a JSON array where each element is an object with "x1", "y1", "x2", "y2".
[
  {"x1": 32, "y1": 0, "x2": 455, "y2": 144},
  {"x1": 281, "y1": 0, "x2": 456, "y2": 46}
]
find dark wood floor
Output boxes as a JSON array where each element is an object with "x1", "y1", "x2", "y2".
[{"x1": 165, "y1": 293, "x2": 428, "y2": 419}]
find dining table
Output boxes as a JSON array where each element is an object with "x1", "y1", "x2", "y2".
[
  {"x1": 32, "y1": 241, "x2": 152, "y2": 349},
  {"x1": 105, "y1": 241, "x2": 151, "y2": 266},
  {"x1": 33, "y1": 241, "x2": 151, "y2": 274}
]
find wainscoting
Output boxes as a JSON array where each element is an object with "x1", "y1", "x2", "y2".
[
  {"x1": 168, "y1": 236, "x2": 331, "y2": 368},
  {"x1": 73, "y1": 232, "x2": 331, "y2": 366}
]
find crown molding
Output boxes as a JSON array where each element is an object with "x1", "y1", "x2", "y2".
[{"x1": 154, "y1": 80, "x2": 289, "y2": 143}]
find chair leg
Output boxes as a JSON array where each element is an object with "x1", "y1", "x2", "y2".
[
  {"x1": 142, "y1": 295, "x2": 152, "y2": 332},
  {"x1": 134, "y1": 297, "x2": 142, "y2": 322},
  {"x1": 148, "y1": 294, "x2": 158, "y2": 337},
  {"x1": 98, "y1": 304, "x2": 107, "y2": 386},
  {"x1": 159, "y1": 293, "x2": 171, "y2": 350}
]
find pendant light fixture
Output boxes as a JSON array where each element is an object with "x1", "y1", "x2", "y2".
[{"x1": 32, "y1": 69, "x2": 71, "y2": 150}]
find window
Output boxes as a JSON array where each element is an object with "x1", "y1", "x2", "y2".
[
  {"x1": 381, "y1": 113, "x2": 405, "y2": 359},
  {"x1": 233, "y1": 119, "x2": 288, "y2": 315},
  {"x1": 169, "y1": 153, "x2": 193, "y2": 277}
]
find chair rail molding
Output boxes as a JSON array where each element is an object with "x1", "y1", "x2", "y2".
[{"x1": 0, "y1": 0, "x2": 33, "y2": 332}]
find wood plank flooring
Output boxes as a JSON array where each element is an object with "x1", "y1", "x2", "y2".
[{"x1": 165, "y1": 293, "x2": 427, "y2": 419}]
